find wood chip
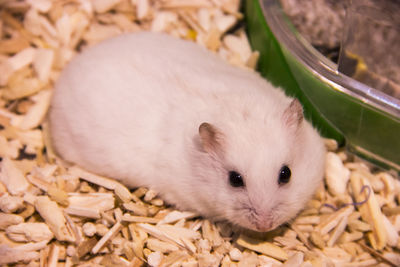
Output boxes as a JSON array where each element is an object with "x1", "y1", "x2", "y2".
[
  {"x1": 33, "y1": 48, "x2": 54, "y2": 82},
  {"x1": 92, "y1": 0, "x2": 122, "y2": 13},
  {"x1": 0, "y1": 244, "x2": 39, "y2": 265},
  {"x1": 137, "y1": 0, "x2": 150, "y2": 20},
  {"x1": 351, "y1": 171, "x2": 387, "y2": 250},
  {"x1": 34, "y1": 196, "x2": 74, "y2": 242},
  {"x1": 157, "y1": 210, "x2": 197, "y2": 225},
  {"x1": 326, "y1": 215, "x2": 347, "y2": 247},
  {"x1": 92, "y1": 221, "x2": 123, "y2": 254},
  {"x1": 316, "y1": 206, "x2": 354, "y2": 235},
  {"x1": 7, "y1": 47, "x2": 36, "y2": 72},
  {"x1": 325, "y1": 152, "x2": 350, "y2": 196},
  {"x1": 0, "y1": 157, "x2": 30, "y2": 195},
  {"x1": 68, "y1": 166, "x2": 120, "y2": 190},
  {"x1": 0, "y1": 193, "x2": 24, "y2": 213},
  {"x1": 6, "y1": 222, "x2": 53, "y2": 242},
  {"x1": 0, "y1": 36, "x2": 30, "y2": 54},
  {"x1": 159, "y1": 0, "x2": 213, "y2": 9},
  {"x1": 236, "y1": 234, "x2": 288, "y2": 261},
  {"x1": 0, "y1": 239, "x2": 49, "y2": 265},
  {"x1": 11, "y1": 89, "x2": 52, "y2": 130},
  {"x1": 147, "y1": 237, "x2": 180, "y2": 253},
  {"x1": 0, "y1": 213, "x2": 24, "y2": 229},
  {"x1": 27, "y1": 0, "x2": 52, "y2": 13},
  {"x1": 122, "y1": 214, "x2": 160, "y2": 224},
  {"x1": 382, "y1": 215, "x2": 399, "y2": 247},
  {"x1": 201, "y1": 220, "x2": 223, "y2": 248}
]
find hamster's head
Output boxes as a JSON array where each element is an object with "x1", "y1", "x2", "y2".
[{"x1": 191, "y1": 99, "x2": 325, "y2": 232}]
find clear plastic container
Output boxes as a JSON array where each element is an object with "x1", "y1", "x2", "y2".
[{"x1": 245, "y1": 0, "x2": 400, "y2": 171}]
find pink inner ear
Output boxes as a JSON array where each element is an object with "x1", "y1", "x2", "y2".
[
  {"x1": 198, "y1": 122, "x2": 224, "y2": 156},
  {"x1": 283, "y1": 99, "x2": 304, "y2": 129}
]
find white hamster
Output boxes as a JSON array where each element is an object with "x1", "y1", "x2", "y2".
[{"x1": 49, "y1": 32, "x2": 325, "y2": 232}]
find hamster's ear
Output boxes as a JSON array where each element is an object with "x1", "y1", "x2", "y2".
[
  {"x1": 198, "y1": 122, "x2": 224, "y2": 156},
  {"x1": 283, "y1": 99, "x2": 303, "y2": 130}
]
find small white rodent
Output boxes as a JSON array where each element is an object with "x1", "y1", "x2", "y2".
[{"x1": 49, "y1": 32, "x2": 325, "y2": 232}]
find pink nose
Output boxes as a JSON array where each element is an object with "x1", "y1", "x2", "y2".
[{"x1": 254, "y1": 220, "x2": 273, "y2": 232}]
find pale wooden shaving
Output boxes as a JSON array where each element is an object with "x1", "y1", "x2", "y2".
[
  {"x1": 291, "y1": 224, "x2": 312, "y2": 250},
  {"x1": 68, "y1": 166, "x2": 121, "y2": 190},
  {"x1": 144, "y1": 189, "x2": 158, "y2": 202},
  {"x1": 0, "y1": 213, "x2": 24, "y2": 230},
  {"x1": 157, "y1": 210, "x2": 197, "y2": 225},
  {"x1": 316, "y1": 205, "x2": 354, "y2": 235},
  {"x1": 147, "y1": 237, "x2": 180, "y2": 253},
  {"x1": 92, "y1": 0, "x2": 123, "y2": 13},
  {"x1": 382, "y1": 214, "x2": 399, "y2": 247},
  {"x1": 351, "y1": 171, "x2": 387, "y2": 250},
  {"x1": 47, "y1": 186, "x2": 69, "y2": 206},
  {"x1": 68, "y1": 193, "x2": 115, "y2": 213},
  {"x1": 201, "y1": 219, "x2": 223, "y2": 248},
  {"x1": 64, "y1": 206, "x2": 101, "y2": 219},
  {"x1": 26, "y1": 173, "x2": 51, "y2": 191},
  {"x1": 123, "y1": 201, "x2": 149, "y2": 216},
  {"x1": 0, "y1": 157, "x2": 30, "y2": 195},
  {"x1": 339, "y1": 231, "x2": 363, "y2": 243},
  {"x1": 294, "y1": 215, "x2": 320, "y2": 225},
  {"x1": 214, "y1": 12, "x2": 236, "y2": 33},
  {"x1": 246, "y1": 50, "x2": 260, "y2": 69},
  {"x1": 325, "y1": 152, "x2": 351, "y2": 196},
  {"x1": 137, "y1": 0, "x2": 150, "y2": 20},
  {"x1": 310, "y1": 231, "x2": 325, "y2": 249},
  {"x1": 323, "y1": 247, "x2": 352, "y2": 264},
  {"x1": 0, "y1": 193, "x2": 24, "y2": 213},
  {"x1": 7, "y1": 47, "x2": 36, "y2": 72},
  {"x1": 229, "y1": 247, "x2": 242, "y2": 261},
  {"x1": 180, "y1": 236, "x2": 197, "y2": 254},
  {"x1": 11, "y1": 89, "x2": 52, "y2": 130},
  {"x1": 83, "y1": 23, "x2": 122, "y2": 44},
  {"x1": 147, "y1": 250, "x2": 163, "y2": 266},
  {"x1": 236, "y1": 234, "x2": 288, "y2": 261},
  {"x1": 122, "y1": 214, "x2": 160, "y2": 224},
  {"x1": 33, "y1": 48, "x2": 54, "y2": 82},
  {"x1": 114, "y1": 183, "x2": 132, "y2": 203},
  {"x1": 92, "y1": 221, "x2": 123, "y2": 254},
  {"x1": 82, "y1": 222, "x2": 97, "y2": 237},
  {"x1": 26, "y1": 0, "x2": 52, "y2": 13},
  {"x1": 34, "y1": 196, "x2": 75, "y2": 242},
  {"x1": 348, "y1": 218, "x2": 372, "y2": 232},
  {"x1": 0, "y1": 240, "x2": 49, "y2": 265},
  {"x1": 47, "y1": 243, "x2": 60, "y2": 267},
  {"x1": 323, "y1": 138, "x2": 339, "y2": 151},
  {"x1": 159, "y1": 0, "x2": 213, "y2": 9},
  {"x1": 0, "y1": 136, "x2": 21, "y2": 159},
  {"x1": 6, "y1": 222, "x2": 53, "y2": 242},
  {"x1": 326, "y1": 215, "x2": 347, "y2": 247},
  {"x1": 282, "y1": 251, "x2": 304, "y2": 266},
  {"x1": 0, "y1": 244, "x2": 40, "y2": 265}
]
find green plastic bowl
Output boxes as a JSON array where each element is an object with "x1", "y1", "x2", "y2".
[{"x1": 245, "y1": 0, "x2": 400, "y2": 172}]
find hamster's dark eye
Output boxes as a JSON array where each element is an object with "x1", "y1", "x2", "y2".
[
  {"x1": 278, "y1": 165, "x2": 291, "y2": 185},
  {"x1": 229, "y1": 171, "x2": 244, "y2": 187}
]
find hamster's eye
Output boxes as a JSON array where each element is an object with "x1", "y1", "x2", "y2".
[
  {"x1": 229, "y1": 171, "x2": 244, "y2": 187},
  {"x1": 278, "y1": 165, "x2": 291, "y2": 185}
]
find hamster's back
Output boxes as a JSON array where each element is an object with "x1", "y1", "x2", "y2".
[{"x1": 50, "y1": 32, "x2": 289, "y2": 186}]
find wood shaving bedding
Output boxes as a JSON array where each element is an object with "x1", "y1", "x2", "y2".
[{"x1": 0, "y1": 0, "x2": 399, "y2": 266}]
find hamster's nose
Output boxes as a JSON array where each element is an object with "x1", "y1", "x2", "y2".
[{"x1": 254, "y1": 220, "x2": 273, "y2": 232}]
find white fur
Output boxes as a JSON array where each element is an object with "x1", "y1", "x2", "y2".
[{"x1": 50, "y1": 32, "x2": 325, "y2": 232}]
